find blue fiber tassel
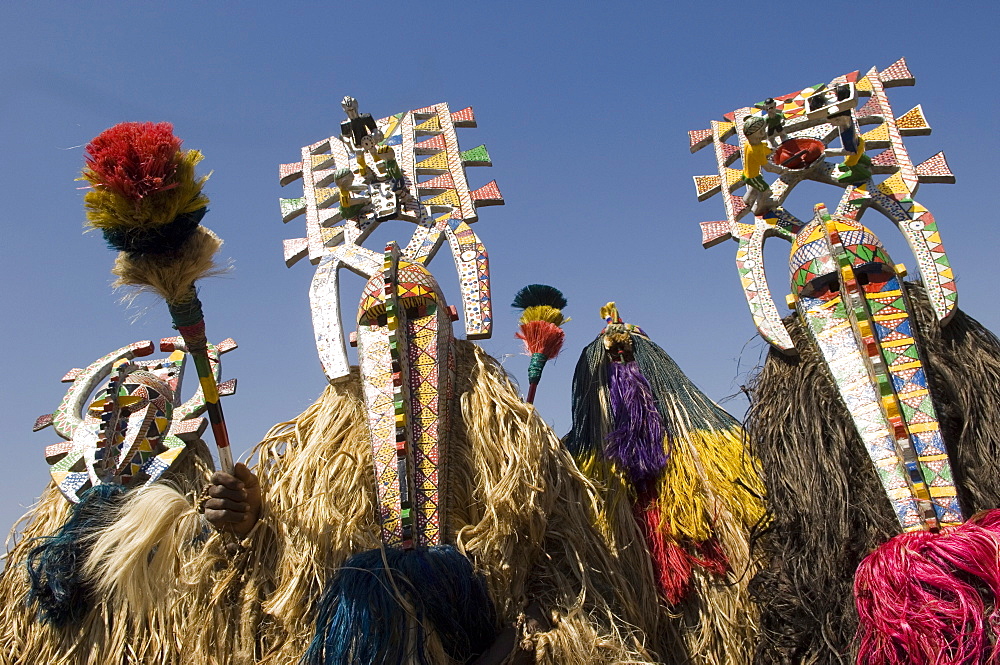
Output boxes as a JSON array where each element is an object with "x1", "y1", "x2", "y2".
[
  {"x1": 26, "y1": 483, "x2": 127, "y2": 626},
  {"x1": 303, "y1": 545, "x2": 497, "y2": 665}
]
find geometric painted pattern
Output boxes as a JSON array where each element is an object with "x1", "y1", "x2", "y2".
[
  {"x1": 280, "y1": 100, "x2": 500, "y2": 382},
  {"x1": 446, "y1": 220, "x2": 491, "y2": 339},
  {"x1": 915, "y1": 152, "x2": 955, "y2": 183},
  {"x1": 406, "y1": 304, "x2": 449, "y2": 546},
  {"x1": 357, "y1": 322, "x2": 404, "y2": 545},
  {"x1": 798, "y1": 292, "x2": 923, "y2": 531},
  {"x1": 790, "y1": 209, "x2": 962, "y2": 531},
  {"x1": 690, "y1": 58, "x2": 958, "y2": 353},
  {"x1": 356, "y1": 245, "x2": 453, "y2": 549},
  {"x1": 39, "y1": 339, "x2": 233, "y2": 503},
  {"x1": 864, "y1": 275, "x2": 961, "y2": 526}
]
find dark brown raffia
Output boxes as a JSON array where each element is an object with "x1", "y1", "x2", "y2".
[{"x1": 745, "y1": 282, "x2": 1000, "y2": 664}]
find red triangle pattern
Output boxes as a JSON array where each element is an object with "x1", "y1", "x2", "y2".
[
  {"x1": 719, "y1": 142, "x2": 740, "y2": 160},
  {"x1": 471, "y1": 180, "x2": 502, "y2": 202},
  {"x1": 857, "y1": 97, "x2": 883, "y2": 119},
  {"x1": 880, "y1": 58, "x2": 915, "y2": 86},
  {"x1": 688, "y1": 128, "x2": 712, "y2": 149},
  {"x1": 915, "y1": 152, "x2": 954, "y2": 179},
  {"x1": 831, "y1": 70, "x2": 860, "y2": 85},
  {"x1": 871, "y1": 149, "x2": 898, "y2": 167},
  {"x1": 450, "y1": 106, "x2": 475, "y2": 124},
  {"x1": 417, "y1": 172, "x2": 455, "y2": 191},
  {"x1": 731, "y1": 194, "x2": 747, "y2": 215},
  {"x1": 415, "y1": 135, "x2": 446, "y2": 152},
  {"x1": 701, "y1": 221, "x2": 731, "y2": 247}
]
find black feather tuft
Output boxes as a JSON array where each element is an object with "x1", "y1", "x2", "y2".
[
  {"x1": 511, "y1": 284, "x2": 567, "y2": 310},
  {"x1": 102, "y1": 207, "x2": 207, "y2": 255}
]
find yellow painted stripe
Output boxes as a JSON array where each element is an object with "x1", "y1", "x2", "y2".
[
  {"x1": 929, "y1": 487, "x2": 957, "y2": 498},
  {"x1": 199, "y1": 377, "x2": 220, "y2": 404},
  {"x1": 873, "y1": 312, "x2": 910, "y2": 321},
  {"x1": 918, "y1": 454, "x2": 950, "y2": 462},
  {"x1": 881, "y1": 337, "x2": 916, "y2": 348},
  {"x1": 888, "y1": 488, "x2": 916, "y2": 500},
  {"x1": 891, "y1": 360, "x2": 923, "y2": 372},
  {"x1": 908, "y1": 422, "x2": 943, "y2": 433}
]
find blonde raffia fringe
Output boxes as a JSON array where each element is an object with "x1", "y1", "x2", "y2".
[
  {"x1": 0, "y1": 440, "x2": 215, "y2": 665},
  {"x1": 112, "y1": 225, "x2": 226, "y2": 305},
  {"x1": 0, "y1": 342, "x2": 668, "y2": 663}
]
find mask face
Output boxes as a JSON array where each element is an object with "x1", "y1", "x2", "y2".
[
  {"x1": 790, "y1": 210, "x2": 960, "y2": 532},
  {"x1": 356, "y1": 249, "x2": 455, "y2": 549}
]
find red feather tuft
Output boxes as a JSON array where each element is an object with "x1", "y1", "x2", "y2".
[
  {"x1": 516, "y1": 319, "x2": 565, "y2": 358},
  {"x1": 85, "y1": 122, "x2": 182, "y2": 201}
]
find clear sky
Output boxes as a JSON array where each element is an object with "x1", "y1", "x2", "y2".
[{"x1": 1, "y1": 1, "x2": 998, "y2": 534}]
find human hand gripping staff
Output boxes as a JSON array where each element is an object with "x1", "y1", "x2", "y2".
[{"x1": 82, "y1": 122, "x2": 234, "y2": 473}]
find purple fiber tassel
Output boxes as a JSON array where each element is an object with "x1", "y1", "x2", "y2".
[{"x1": 606, "y1": 360, "x2": 668, "y2": 486}]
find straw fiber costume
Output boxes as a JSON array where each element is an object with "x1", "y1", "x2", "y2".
[
  {"x1": 689, "y1": 59, "x2": 1000, "y2": 665},
  {"x1": 566, "y1": 304, "x2": 765, "y2": 665},
  {"x1": 0, "y1": 341, "x2": 221, "y2": 663},
  {"x1": 0, "y1": 108, "x2": 666, "y2": 664},
  {"x1": 745, "y1": 209, "x2": 1000, "y2": 665}
]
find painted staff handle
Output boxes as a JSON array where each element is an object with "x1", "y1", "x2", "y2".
[{"x1": 168, "y1": 291, "x2": 234, "y2": 473}]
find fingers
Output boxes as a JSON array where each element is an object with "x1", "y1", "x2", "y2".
[
  {"x1": 233, "y1": 463, "x2": 260, "y2": 489},
  {"x1": 208, "y1": 483, "x2": 246, "y2": 503},
  {"x1": 210, "y1": 471, "x2": 244, "y2": 492},
  {"x1": 204, "y1": 508, "x2": 246, "y2": 525},
  {"x1": 204, "y1": 497, "x2": 247, "y2": 513},
  {"x1": 204, "y1": 493, "x2": 249, "y2": 526}
]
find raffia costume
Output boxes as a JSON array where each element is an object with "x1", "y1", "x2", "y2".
[
  {"x1": 0, "y1": 112, "x2": 670, "y2": 663},
  {"x1": 566, "y1": 304, "x2": 764, "y2": 665}
]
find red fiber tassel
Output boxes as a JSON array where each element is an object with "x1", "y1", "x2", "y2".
[
  {"x1": 85, "y1": 122, "x2": 182, "y2": 201},
  {"x1": 689, "y1": 537, "x2": 731, "y2": 577},
  {"x1": 515, "y1": 320, "x2": 564, "y2": 358},
  {"x1": 635, "y1": 501, "x2": 692, "y2": 605},
  {"x1": 854, "y1": 508, "x2": 1000, "y2": 665}
]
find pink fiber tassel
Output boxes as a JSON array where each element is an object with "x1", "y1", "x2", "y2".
[{"x1": 854, "y1": 508, "x2": 1000, "y2": 665}]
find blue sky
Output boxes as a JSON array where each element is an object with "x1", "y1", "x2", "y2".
[{"x1": 1, "y1": 1, "x2": 997, "y2": 532}]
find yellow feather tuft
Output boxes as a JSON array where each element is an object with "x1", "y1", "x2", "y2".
[
  {"x1": 83, "y1": 150, "x2": 210, "y2": 231},
  {"x1": 600, "y1": 302, "x2": 620, "y2": 323},
  {"x1": 518, "y1": 305, "x2": 570, "y2": 326}
]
